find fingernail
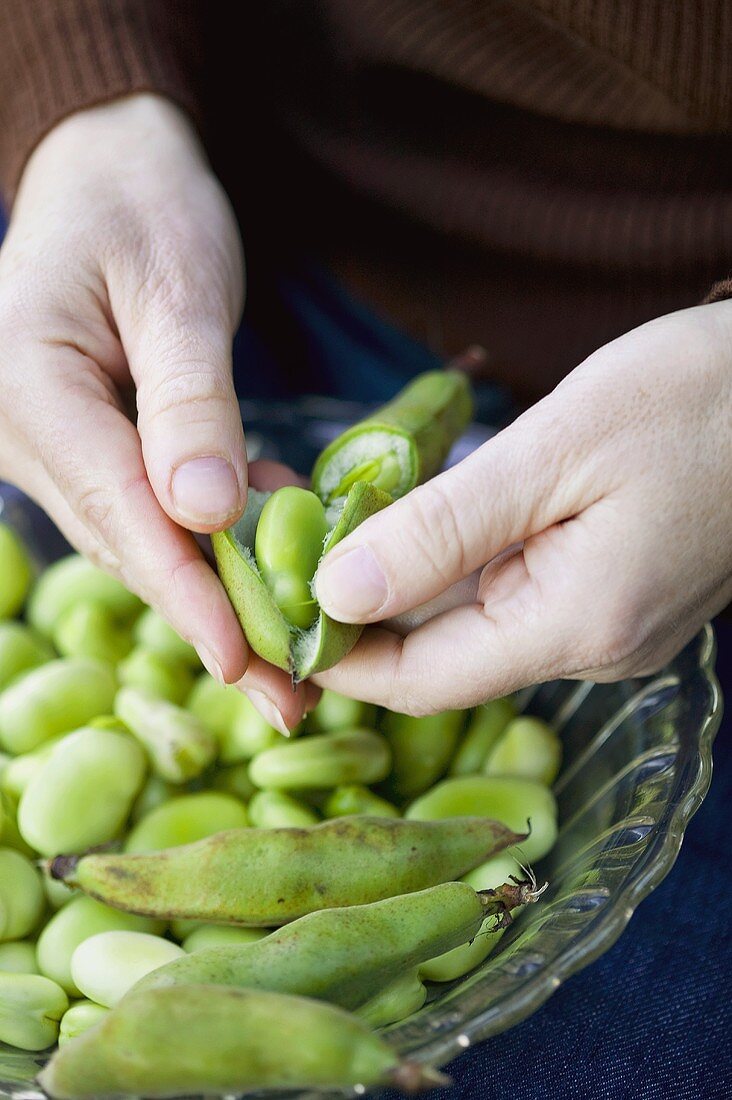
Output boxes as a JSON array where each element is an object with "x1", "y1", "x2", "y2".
[
  {"x1": 197, "y1": 645, "x2": 224, "y2": 685},
  {"x1": 317, "y1": 546, "x2": 388, "y2": 619},
  {"x1": 245, "y1": 689, "x2": 291, "y2": 737},
  {"x1": 171, "y1": 456, "x2": 240, "y2": 524}
]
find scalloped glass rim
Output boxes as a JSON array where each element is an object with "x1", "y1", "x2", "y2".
[{"x1": 0, "y1": 432, "x2": 722, "y2": 1097}]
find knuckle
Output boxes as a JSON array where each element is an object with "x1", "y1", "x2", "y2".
[
  {"x1": 138, "y1": 363, "x2": 233, "y2": 424},
  {"x1": 403, "y1": 481, "x2": 470, "y2": 585}
]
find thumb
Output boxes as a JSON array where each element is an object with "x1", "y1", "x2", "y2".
[
  {"x1": 315, "y1": 401, "x2": 595, "y2": 624},
  {"x1": 112, "y1": 249, "x2": 247, "y2": 535}
]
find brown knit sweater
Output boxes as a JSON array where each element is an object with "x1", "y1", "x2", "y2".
[{"x1": 0, "y1": 0, "x2": 730, "y2": 400}]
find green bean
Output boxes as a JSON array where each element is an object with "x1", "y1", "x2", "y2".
[
  {"x1": 58, "y1": 1001, "x2": 110, "y2": 1046},
  {"x1": 114, "y1": 686, "x2": 217, "y2": 783},
  {"x1": 117, "y1": 647, "x2": 195, "y2": 705},
  {"x1": 136, "y1": 879, "x2": 533, "y2": 1005},
  {"x1": 0, "y1": 621, "x2": 52, "y2": 692},
  {"x1": 312, "y1": 369, "x2": 474, "y2": 503},
  {"x1": 52, "y1": 816, "x2": 524, "y2": 926},
  {"x1": 131, "y1": 776, "x2": 178, "y2": 823},
  {"x1": 254, "y1": 487, "x2": 329, "y2": 630},
  {"x1": 356, "y1": 968, "x2": 427, "y2": 1028},
  {"x1": 27, "y1": 554, "x2": 142, "y2": 639},
  {"x1": 247, "y1": 790, "x2": 318, "y2": 828},
  {"x1": 71, "y1": 930, "x2": 185, "y2": 1007},
  {"x1": 125, "y1": 792, "x2": 249, "y2": 854},
  {"x1": 324, "y1": 784, "x2": 400, "y2": 819},
  {"x1": 43, "y1": 872, "x2": 77, "y2": 912},
  {"x1": 0, "y1": 523, "x2": 33, "y2": 619},
  {"x1": 419, "y1": 851, "x2": 521, "y2": 982},
  {"x1": 38, "y1": 985, "x2": 445, "y2": 1097},
  {"x1": 0, "y1": 848, "x2": 45, "y2": 940},
  {"x1": 381, "y1": 709, "x2": 465, "y2": 801},
  {"x1": 0, "y1": 791, "x2": 36, "y2": 856},
  {"x1": 133, "y1": 608, "x2": 200, "y2": 667},
  {"x1": 249, "y1": 728, "x2": 391, "y2": 790},
  {"x1": 449, "y1": 697, "x2": 515, "y2": 777},
  {"x1": 406, "y1": 775, "x2": 558, "y2": 862},
  {"x1": 0, "y1": 972, "x2": 68, "y2": 1051},
  {"x1": 307, "y1": 689, "x2": 377, "y2": 732},
  {"x1": 18, "y1": 726, "x2": 147, "y2": 856},
  {"x1": 53, "y1": 599, "x2": 134, "y2": 666},
  {"x1": 1, "y1": 737, "x2": 60, "y2": 801},
  {"x1": 0, "y1": 657, "x2": 118, "y2": 756},
  {"x1": 0, "y1": 940, "x2": 38, "y2": 974},
  {"x1": 213, "y1": 482, "x2": 392, "y2": 680},
  {"x1": 182, "y1": 925, "x2": 269, "y2": 953},
  {"x1": 485, "y1": 716, "x2": 562, "y2": 785},
  {"x1": 36, "y1": 895, "x2": 166, "y2": 996}
]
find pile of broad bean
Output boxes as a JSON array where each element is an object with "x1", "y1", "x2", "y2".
[{"x1": 0, "y1": 521, "x2": 560, "y2": 1097}]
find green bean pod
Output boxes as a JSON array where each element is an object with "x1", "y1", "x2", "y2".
[
  {"x1": 117, "y1": 647, "x2": 194, "y2": 705},
  {"x1": 0, "y1": 523, "x2": 33, "y2": 619},
  {"x1": 135, "y1": 879, "x2": 531, "y2": 1008},
  {"x1": 0, "y1": 622, "x2": 52, "y2": 692},
  {"x1": 249, "y1": 728, "x2": 391, "y2": 790},
  {"x1": 51, "y1": 815, "x2": 525, "y2": 925},
  {"x1": 27, "y1": 554, "x2": 142, "y2": 638},
  {"x1": 449, "y1": 697, "x2": 516, "y2": 777},
  {"x1": 114, "y1": 687, "x2": 217, "y2": 783},
  {"x1": 357, "y1": 968, "x2": 427, "y2": 1028},
  {"x1": 0, "y1": 972, "x2": 68, "y2": 1051},
  {"x1": 125, "y1": 791, "x2": 249, "y2": 853},
  {"x1": 381, "y1": 709, "x2": 465, "y2": 802},
  {"x1": 58, "y1": 1001, "x2": 110, "y2": 1046},
  {"x1": 18, "y1": 726, "x2": 147, "y2": 857},
  {"x1": 312, "y1": 369, "x2": 474, "y2": 503},
  {"x1": 212, "y1": 482, "x2": 392, "y2": 680},
  {"x1": 0, "y1": 657, "x2": 118, "y2": 755},
  {"x1": 38, "y1": 985, "x2": 446, "y2": 1098}
]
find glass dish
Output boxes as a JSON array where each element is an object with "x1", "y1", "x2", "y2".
[{"x1": 0, "y1": 399, "x2": 722, "y2": 1099}]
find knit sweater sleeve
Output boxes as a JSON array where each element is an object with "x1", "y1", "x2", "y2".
[{"x1": 0, "y1": 0, "x2": 203, "y2": 206}]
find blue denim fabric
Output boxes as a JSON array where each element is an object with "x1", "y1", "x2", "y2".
[{"x1": 1, "y1": 201, "x2": 729, "y2": 1097}]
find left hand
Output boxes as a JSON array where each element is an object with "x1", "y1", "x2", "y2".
[{"x1": 313, "y1": 301, "x2": 732, "y2": 714}]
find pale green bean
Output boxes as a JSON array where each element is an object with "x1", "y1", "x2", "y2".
[
  {"x1": 0, "y1": 848, "x2": 45, "y2": 941},
  {"x1": 0, "y1": 940, "x2": 38, "y2": 974},
  {"x1": 0, "y1": 524, "x2": 33, "y2": 620},
  {"x1": 59, "y1": 1001, "x2": 110, "y2": 1046},
  {"x1": 118, "y1": 647, "x2": 195, "y2": 706},
  {"x1": 0, "y1": 972, "x2": 68, "y2": 1050},
  {"x1": 0, "y1": 622, "x2": 52, "y2": 692},
  {"x1": 125, "y1": 791, "x2": 249, "y2": 853},
  {"x1": 114, "y1": 687, "x2": 217, "y2": 783},
  {"x1": 71, "y1": 930, "x2": 185, "y2": 1007},
  {"x1": 27, "y1": 554, "x2": 142, "y2": 638}
]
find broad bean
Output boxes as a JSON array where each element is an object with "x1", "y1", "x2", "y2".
[
  {"x1": 0, "y1": 622, "x2": 52, "y2": 692},
  {"x1": 0, "y1": 940, "x2": 38, "y2": 974},
  {"x1": 0, "y1": 848, "x2": 45, "y2": 940},
  {"x1": 36, "y1": 895, "x2": 166, "y2": 995},
  {"x1": 118, "y1": 647, "x2": 195, "y2": 706},
  {"x1": 1, "y1": 737, "x2": 59, "y2": 801},
  {"x1": 131, "y1": 776, "x2": 178, "y2": 823},
  {"x1": 254, "y1": 487, "x2": 329, "y2": 630},
  {"x1": 485, "y1": 716, "x2": 562, "y2": 785},
  {"x1": 0, "y1": 523, "x2": 33, "y2": 619},
  {"x1": 18, "y1": 726, "x2": 146, "y2": 856},
  {"x1": 210, "y1": 762, "x2": 257, "y2": 803},
  {"x1": 0, "y1": 658, "x2": 117, "y2": 754},
  {"x1": 133, "y1": 608, "x2": 200, "y2": 667},
  {"x1": 450, "y1": 697, "x2": 515, "y2": 777},
  {"x1": 381, "y1": 709, "x2": 465, "y2": 801},
  {"x1": 249, "y1": 728, "x2": 391, "y2": 790},
  {"x1": 125, "y1": 791, "x2": 249, "y2": 853},
  {"x1": 247, "y1": 790, "x2": 318, "y2": 828},
  {"x1": 27, "y1": 554, "x2": 142, "y2": 638},
  {"x1": 53, "y1": 600, "x2": 134, "y2": 666},
  {"x1": 406, "y1": 775, "x2": 558, "y2": 863},
  {"x1": 308, "y1": 689, "x2": 377, "y2": 732},
  {"x1": 114, "y1": 687, "x2": 217, "y2": 783},
  {"x1": 356, "y1": 968, "x2": 427, "y2": 1027},
  {"x1": 58, "y1": 1001, "x2": 110, "y2": 1046},
  {"x1": 54, "y1": 816, "x2": 523, "y2": 926},
  {"x1": 39, "y1": 985, "x2": 442, "y2": 1097},
  {"x1": 0, "y1": 972, "x2": 68, "y2": 1050},
  {"x1": 71, "y1": 930, "x2": 185, "y2": 1007},
  {"x1": 188, "y1": 675, "x2": 282, "y2": 761},
  {"x1": 324, "y1": 784, "x2": 400, "y2": 819},
  {"x1": 0, "y1": 793, "x2": 35, "y2": 856}
]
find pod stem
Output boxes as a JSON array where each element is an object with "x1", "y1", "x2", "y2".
[
  {"x1": 46, "y1": 854, "x2": 80, "y2": 882},
  {"x1": 477, "y1": 870, "x2": 548, "y2": 930},
  {"x1": 389, "y1": 1061, "x2": 452, "y2": 1093}
]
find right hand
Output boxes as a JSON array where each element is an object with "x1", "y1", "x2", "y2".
[{"x1": 0, "y1": 93, "x2": 314, "y2": 730}]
